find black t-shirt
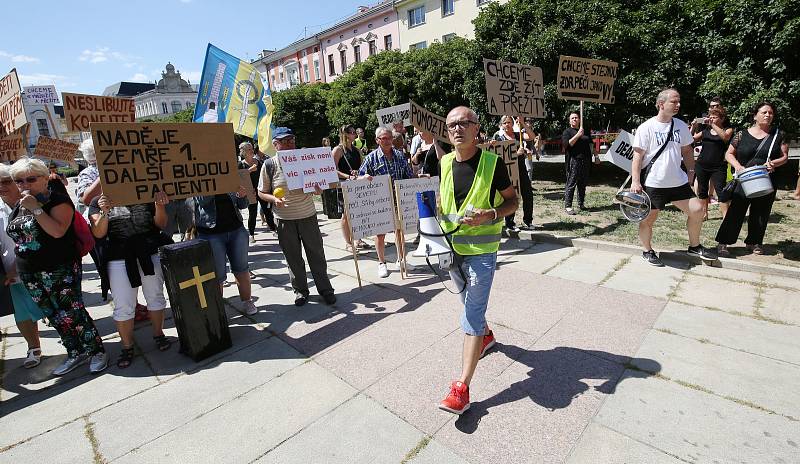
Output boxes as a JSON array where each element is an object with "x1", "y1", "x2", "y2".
[
  {"x1": 47, "y1": 177, "x2": 68, "y2": 196},
  {"x1": 561, "y1": 127, "x2": 592, "y2": 159},
  {"x1": 337, "y1": 146, "x2": 362, "y2": 174},
  {"x1": 732, "y1": 129, "x2": 784, "y2": 167},
  {"x1": 452, "y1": 148, "x2": 512, "y2": 210},
  {"x1": 88, "y1": 198, "x2": 163, "y2": 261},
  {"x1": 6, "y1": 192, "x2": 76, "y2": 272},
  {"x1": 421, "y1": 146, "x2": 440, "y2": 177},
  {"x1": 697, "y1": 128, "x2": 728, "y2": 167},
  {"x1": 198, "y1": 194, "x2": 241, "y2": 234}
]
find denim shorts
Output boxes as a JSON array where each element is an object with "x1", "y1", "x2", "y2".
[
  {"x1": 198, "y1": 226, "x2": 249, "y2": 282},
  {"x1": 449, "y1": 253, "x2": 497, "y2": 336}
]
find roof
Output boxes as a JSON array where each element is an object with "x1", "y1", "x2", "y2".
[
  {"x1": 317, "y1": 1, "x2": 394, "y2": 38},
  {"x1": 102, "y1": 82, "x2": 156, "y2": 97}
]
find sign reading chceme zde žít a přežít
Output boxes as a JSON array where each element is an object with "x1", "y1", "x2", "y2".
[{"x1": 483, "y1": 59, "x2": 545, "y2": 119}]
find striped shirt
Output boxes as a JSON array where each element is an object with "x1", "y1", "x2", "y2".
[{"x1": 358, "y1": 147, "x2": 414, "y2": 181}]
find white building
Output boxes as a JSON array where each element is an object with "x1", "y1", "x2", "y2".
[
  {"x1": 394, "y1": 0, "x2": 507, "y2": 51},
  {"x1": 124, "y1": 63, "x2": 198, "y2": 120}
]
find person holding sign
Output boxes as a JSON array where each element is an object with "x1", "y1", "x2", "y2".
[
  {"x1": 631, "y1": 89, "x2": 717, "y2": 266},
  {"x1": 438, "y1": 107, "x2": 518, "y2": 415},
  {"x1": 358, "y1": 127, "x2": 414, "y2": 278},
  {"x1": 258, "y1": 127, "x2": 336, "y2": 307},
  {"x1": 332, "y1": 125, "x2": 370, "y2": 252},
  {"x1": 492, "y1": 115, "x2": 536, "y2": 232},
  {"x1": 88, "y1": 191, "x2": 174, "y2": 368},
  {"x1": 562, "y1": 112, "x2": 595, "y2": 214}
]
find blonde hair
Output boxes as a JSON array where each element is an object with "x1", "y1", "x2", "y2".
[
  {"x1": 11, "y1": 158, "x2": 49, "y2": 178},
  {"x1": 79, "y1": 138, "x2": 96, "y2": 164},
  {"x1": 0, "y1": 164, "x2": 11, "y2": 179},
  {"x1": 338, "y1": 125, "x2": 354, "y2": 150}
]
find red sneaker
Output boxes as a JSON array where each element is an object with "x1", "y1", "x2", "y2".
[
  {"x1": 480, "y1": 329, "x2": 496, "y2": 358},
  {"x1": 439, "y1": 381, "x2": 470, "y2": 414}
]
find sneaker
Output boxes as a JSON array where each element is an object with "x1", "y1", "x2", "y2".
[
  {"x1": 565, "y1": 207, "x2": 576, "y2": 216},
  {"x1": 687, "y1": 244, "x2": 717, "y2": 262},
  {"x1": 89, "y1": 352, "x2": 109, "y2": 374},
  {"x1": 322, "y1": 293, "x2": 337, "y2": 305},
  {"x1": 717, "y1": 243, "x2": 731, "y2": 258},
  {"x1": 249, "y1": 236, "x2": 256, "y2": 244},
  {"x1": 242, "y1": 299, "x2": 258, "y2": 315},
  {"x1": 642, "y1": 250, "x2": 664, "y2": 267},
  {"x1": 294, "y1": 294, "x2": 308, "y2": 307},
  {"x1": 439, "y1": 381, "x2": 470, "y2": 414},
  {"x1": 24, "y1": 348, "x2": 42, "y2": 369},
  {"x1": 377, "y1": 262, "x2": 389, "y2": 278},
  {"x1": 52, "y1": 354, "x2": 89, "y2": 376},
  {"x1": 480, "y1": 330, "x2": 496, "y2": 358},
  {"x1": 518, "y1": 223, "x2": 534, "y2": 231},
  {"x1": 506, "y1": 225, "x2": 520, "y2": 234}
]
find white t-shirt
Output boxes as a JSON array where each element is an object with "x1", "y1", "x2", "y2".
[{"x1": 632, "y1": 117, "x2": 692, "y2": 188}]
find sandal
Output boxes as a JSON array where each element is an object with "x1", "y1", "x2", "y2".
[
  {"x1": 356, "y1": 240, "x2": 373, "y2": 250},
  {"x1": 154, "y1": 335, "x2": 172, "y2": 352},
  {"x1": 117, "y1": 347, "x2": 134, "y2": 369},
  {"x1": 24, "y1": 347, "x2": 42, "y2": 368}
]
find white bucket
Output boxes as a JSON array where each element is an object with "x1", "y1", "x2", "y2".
[{"x1": 736, "y1": 165, "x2": 773, "y2": 198}]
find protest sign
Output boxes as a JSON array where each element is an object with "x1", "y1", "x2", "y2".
[
  {"x1": 606, "y1": 130, "x2": 634, "y2": 172},
  {"x1": 376, "y1": 103, "x2": 411, "y2": 128},
  {"x1": 478, "y1": 140, "x2": 521, "y2": 194},
  {"x1": 33, "y1": 136, "x2": 79, "y2": 167},
  {"x1": 23, "y1": 85, "x2": 60, "y2": 105},
  {"x1": 394, "y1": 176, "x2": 440, "y2": 234},
  {"x1": 0, "y1": 69, "x2": 27, "y2": 135},
  {"x1": 409, "y1": 100, "x2": 449, "y2": 144},
  {"x1": 63, "y1": 92, "x2": 136, "y2": 132},
  {"x1": 238, "y1": 169, "x2": 257, "y2": 204},
  {"x1": 276, "y1": 147, "x2": 338, "y2": 193},
  {"x1": 342, "y1": 175, "x2": 396, "y2": 241},
  {"x1": 0, "y1": 131, "x2": 26, "y2": 163},
  {"x1": 483, "y1": 59, "x2": 545, "y2": 118},
  {"x1": 557, "y1": 55, "x2": 618, "y2": 104},
  {"x1": 92, "y1": 122, "x2": 240, "y2": 206}
]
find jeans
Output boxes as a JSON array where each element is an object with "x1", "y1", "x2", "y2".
[
  {"x1": 449, "y1": 253, "x2": 497, "y2": 336},
  {"x1": 199, "y1": 226, "x2": 250, "y2": 282}
]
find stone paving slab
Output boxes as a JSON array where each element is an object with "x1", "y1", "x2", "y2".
[
  {"x1": 675, "y1": 273, "x2": 759, "y2": 314},
  {"x1": 602, "y1": 256, "x2": 687, "y2": 299},
  {"x1": 654, "y1": 301, "x2": 800, "y2": 366},
  {"x1": 257, "y1": 394, "x2": 425, "y2": 464},
  {"x1": 760, "y1": 286, "x2": 800, "y2": 325},
  {"x1": 0, "y1": 419, "x2": 95, "y2": 464},
  {"x1": 687, "y1": 264, "x2": 767, "y2": 283},
  {"x1": 405, "y1": 438, "x2": 471, "y2": 464},
  {"x1": 594, "y1": 370, "x2": 800, "y2": 463},
  {"x1": 546, "y1": 249, "x2": 629, "y2": 284},
  {"x1": 566, "y1": 422, "x2": 682, "y2": 464},
  {"x1": 113, "y1": 361, "x2": 356, "y2": 464},
  {"x1": 497, "y1": 242, "x2": 576, "y2": 274}
]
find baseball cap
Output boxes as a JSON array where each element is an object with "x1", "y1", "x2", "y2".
[{"x1": 272, "y1": 127, "x2": 294, "y2": 140}]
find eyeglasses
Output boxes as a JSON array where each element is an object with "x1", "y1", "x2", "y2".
[
  {"x1": 14, "y1": 175, "x2": 41, "y2": 185},
  {"x1": 447, "y1": 120, "x2": 478, "y2": 131},
  {"x1": 0, "y1": 178, "x2": 14, "y2": 186}
]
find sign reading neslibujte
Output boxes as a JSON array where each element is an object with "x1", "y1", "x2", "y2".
[
  {"x1": 63, "y1": 92, "x2": 136, "y2": 132},
  {"x1": 557, "y1": 56, "x2": 618, "y2": 104},
  {"x1": 92, "y1": 122, "x2": 240, "y2": 206},
  {"x1": 0, "y1": 131, "x2": 26, "y2": 163},
  {"x1": 342, "y1": 175, "x2": 396, "y2": 240},
  {"x1": 483, "y1": 59, "x2": 545, "y2": 118},
  {"x1": 376, "y1": 103, "x2": 411, "y2": 128},
  {"x1": 276, "y1": 147, "x2": 339, "y2": 193},
  {"x1": 478, "y1": 140, "x2": 521, "y2": 195},
  {"x1": 409, "y1": 100, "x2": 449, "y2": 144},
  {"x1": 0, "y1": 69, "x2": 27, "y2": 135},
  {"x1": 395, "y1": 176, "x2": 440, "y2": 234},
  {"x1": 33, "y1": 136, "x2": 79, "y2": 167}
]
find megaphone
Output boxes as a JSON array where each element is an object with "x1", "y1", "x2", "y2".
[{"x1": 413, "y1": 190, "x2": 452, "y2": 257}]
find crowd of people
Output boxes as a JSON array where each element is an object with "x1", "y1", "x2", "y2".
[{"x1": 0, "y1": 89, "x2": 794, "y2": 415}]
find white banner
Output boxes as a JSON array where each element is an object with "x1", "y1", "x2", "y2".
[
  {"x1": 342, "y1": 175, "x2": 396, "y2": 240},
  {"x1": 606, "y1": 130, "x2": 634, "y2": 173},
  {"x1": 394, "y1": 176, "x2": 440, "y2": 234},
  {"x1": 276, "y1": 146, "x2": 339, "y2": 192},
  {"x1": 23, "y1": 85, "x2": 60, "y2": 105},
  {"x1": 376, "y1": 103, "x2": 411, "y2": 128}
]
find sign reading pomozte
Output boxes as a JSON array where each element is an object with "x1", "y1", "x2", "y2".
[
  {"x1": 92, "y1": 122, "x2": 240, "y2": 206},
  {"x1": 557, "y1": 56, "x2": 618, "y2": 104},
  {"x1": 33, "y1": 136, "x2": 79, "y2": 167},
  {"x1": 63, "y1": 93, "x2": 136, "y2": 132},
  {"x1": 409, "y1": 100, "x2": 449, "y2": 144},
  {"x1": 0, "y1": 69, "x2": 27, "y2": 135},
  {"x1": 483, "y1": 59, "x2": 545, "y2": 118}
]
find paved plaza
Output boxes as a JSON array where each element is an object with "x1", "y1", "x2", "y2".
[{"x1": 1, "y1": 211, "x2": 799, "y2": 464}]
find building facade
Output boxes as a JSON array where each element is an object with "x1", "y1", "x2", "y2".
[
  {"x1": 394, "y1": 0, "x2": 506, "y2": 51},
  {"x1": 129, "y1": 63, "x2": 198, "y2": 120},
  {"x1": 252, "y1": 37, "x2": 323, "y2": 92}
]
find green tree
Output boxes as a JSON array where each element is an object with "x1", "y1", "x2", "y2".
[{"x1": 272, "y1": 83, "x2": 331, "y2": 148}]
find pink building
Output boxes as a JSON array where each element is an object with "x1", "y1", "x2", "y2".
[
  {"x1": 252, "y1": 36, "x2": 325, "y2": 92},
  {"x1": 318, "y1": 1, "x2": 399, "y2": 82}
]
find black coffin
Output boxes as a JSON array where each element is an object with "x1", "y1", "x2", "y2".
[{"x1": 159, "y1": 240, "x2": 232, "y2": 361}]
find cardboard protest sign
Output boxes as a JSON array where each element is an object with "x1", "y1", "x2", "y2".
[
  {"x1": 483, "y1": 59, "x2": 545, "y2": 118},
  {"x1": 23, "y1": 85, "x2": 60, "y2": 105},
  {"x1": 557, "y1": 56, "x2": 618, "y2": 104},
  {"x1": 91, "y1": 122, "x2": 240, "y2": 206},
  {"x1": 478, "y1": 140, "x2": 521, "y2": 194},
  {"x1": 0, "y1": 131, "x2": 26, "y2": 163},
  {"x1": 376, "y1": 103, "x2": 411, "y2": 128},
  {"x1": 33, "y1": 136, "x2": 79, "y2": 167},
  {"x1": 238, "y1": 169, "x2": 257, "y2": 204},
  {"x1": 0, "y1": 69, "x2": 27, "y2": 135},
  {"x1": 606, "y1": 130, "x2": 634, "y2": 172},
  {"x1": 63, "y1": 92, "x2": 136, "y2": 132},
  {"x1": 342, "y1": 175, "x2": 396, "y2": 240},
  {"x1": 394, "y1": 176, "x2": 440, "y2": 234},
  {"x1": 276, "y1": 147, "x2": 338, "y2": 193},
  {"x1": 409, "y1": 100, "x2": 449, "y2": 144}
]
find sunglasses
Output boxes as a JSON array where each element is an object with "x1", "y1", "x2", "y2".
[{"x1": 14, "y1": 175, "x2": 41, "y2": 185}]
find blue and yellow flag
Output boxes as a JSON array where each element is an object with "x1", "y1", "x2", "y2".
[{"x1": 194, "y1": 44, "x2": 273, "y2": 151}]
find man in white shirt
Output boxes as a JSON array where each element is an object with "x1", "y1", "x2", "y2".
[{"x1": 631, "y1": 88, "x2": 716, "y2": 266}]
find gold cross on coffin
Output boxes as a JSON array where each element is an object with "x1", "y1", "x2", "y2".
[{"x1": 178, "y1": 266, "x2": 216, "y2": 309}]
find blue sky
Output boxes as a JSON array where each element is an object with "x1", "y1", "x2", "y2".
[{"x1": 3, "y1": 0, "x2": 374, "y2": 96}]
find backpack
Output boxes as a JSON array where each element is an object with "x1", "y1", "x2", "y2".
[{"x1": 72, "y1": 210, "x2": 95, "y2": 257}]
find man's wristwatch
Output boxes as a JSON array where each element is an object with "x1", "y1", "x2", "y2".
[{"x1": 32, "y1": 208, "x2": 43, "y2": 216}]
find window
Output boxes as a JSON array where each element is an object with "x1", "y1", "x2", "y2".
[
  {"x1": 354, "y1": 45, "x2": 362, "y2": 64},
  {"x1": 328, "y1": 54, "x2": 335, "y2": 75},
  {"x1": 384, "y1": 34, "x2": 393, "y2": 50},
  {"x1": 408, "y1": 6, "x2": 425, "y2": 27},
  {"x1": 368, "y1": 40, "x2": 377, "y2": 56},
  {"x1": 442, "y1": 33, "x2": 456, "y2": 42},
  {"x1": 36, "y1": 118, "x2": 50, "y2": 137},
  {"x1": 162, "y1": 102, "x2": 168, "y2": 114},
  {"x1": 441, "y1": 0, "x2": 454, "y2": 16},
  {"x1": 339, "y1": 49, "x2": 347, "y2": 71},
  {"x1": 313, "y1": 46, "x2": 319, "y2": 53},
  {"x1": 279, "y1": 70, "x2": 284, "y2": 82},
  {"x1": 410, "y1": 41, "x2": 427, "y2": 50},
  {"x1": 171, "y1": 101, "x2": 182, "y2": 113},
  {"x1": 303, "y1": 63, "x2": 310, "y2": 82},
  {"x1": 301, "y1": 50, "x2": 307, "y2": 58},
  {"x1": 313, "y1": 59, "x2": 320, "y2": 80}
]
